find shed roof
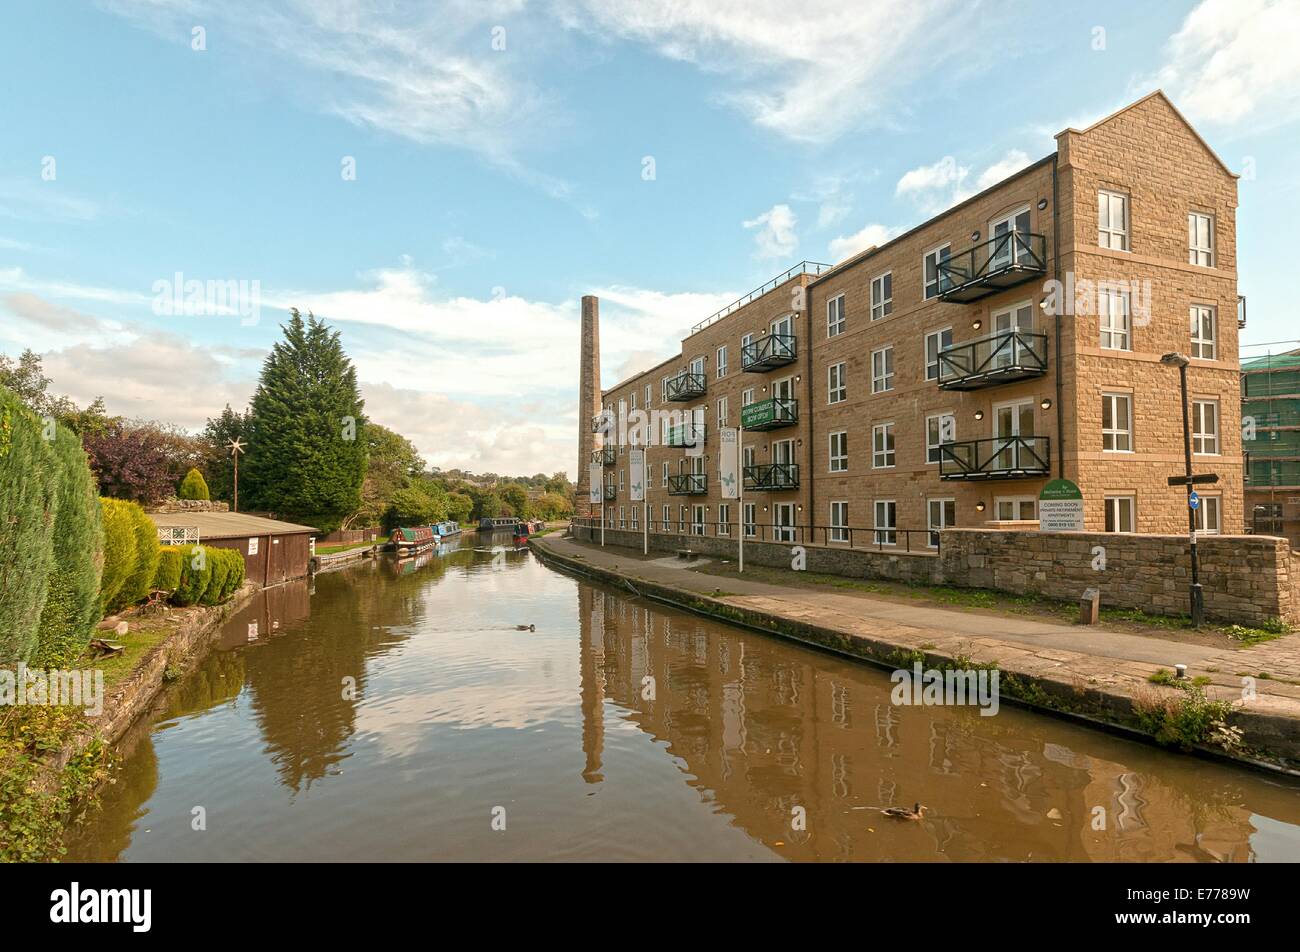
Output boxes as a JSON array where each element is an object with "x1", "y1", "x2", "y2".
[{"x1": 148, "y1": 511, "x2": 320, "y2": 540}]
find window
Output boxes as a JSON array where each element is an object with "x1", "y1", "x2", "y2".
[
  {"x1": 618, "y1": 469, "x2": 625, "y2": 490},
  {"x1": 743, "y1": 502, "x2": 757, "y2": 538},
  {"x1": 678, "y1": 505, "x2": 686, "y2": 533},
  {"x1": 871, "y1": 346, "x2": 894, "y2": 393},
  {"x1": 630, "y1": 391, "x2": 637, "y2": 410},
  {"x1": 828, "y1": 362, "x2": 847, "y2": 404},
  {"x1": 645, "y1": 384, "x2": 652, "y2": 407},
  {"x1": 662, "y1": 462, "x2": 669, "y2": 488},
  {"x1": 717, "y1": 395, "x2": 729, "y2": 427},
  {"x1": 1190, "y1": 305, "x2": 1216, "y2": 359},
  {"x1": 716, "y1": 345, "x2": 728, "y2": 378},
  {"x1": 1104, "y1": 495, "x2": 1135, "y2": 533},
  {"x1": 827, "y1": 294, "x2": 846, "y2": 337},
  {"x1": 1098, "y1": 190, "x2": 1129, "y2": 251},
  {"x1": 874, "y1": 500, "x2": 897, "y2": 545},
  {"x1": 871, "y1": 273, "x2": 892, "y2": 321},
  {"x1": 926, "y1": 413, "x2": 955, "y2": 464},
  {"x1": 1099, "y1": 286, "x2": 1131, "y2": 350},
  {"x1": 1193, "y1": 399, "x2": 1219, "y2": 454},
  {"x1": 719, "y1": 503, "x2": 730, "y2": 536},
  {"x1": 660, "y1": 375, "x2": 670, "y2": 401},
  {"x1": 927, "y1": 498, "x2": 954, "y2": 548},
  {"x1": 995, "y1": 497, "x2": 1036, "y2": 521},
  {"x1": 662, "y1": 504, "x2": 669, "y2": 529},
  {"x1": 1101, "y1": 393, "x2": 1133, "y2": 452},
  {"x1": 924, "y1": 244, "x2": 951, "y2": 299},
  {"x1": 1194, "y1": 495, "x2": 1221, "y2": 534},
  {"x1": 925, "y1": 328, "x2": 953, "y2": 381},
  {"x1": 830, "y1": 501, "x2": 849, "y2": 543},
  {"x1": 829, "y1": 431, "x2": 848, "y2": 472},
  {"x1": 618, "y1": 506, "x2": 625, "y2": 529},
  {"x1": 741, "y1": 332, "x2": 753, "y2": 357},
  {"x1": 1189, "y1": 212, "x2": 1214, "y2": 267},
  {"x1": 691, "y1": 505, "x2": 705, "y2": 536},
  {"x1": 872, "y1": 423, "x2": 895, "y2": 468},
  {"x1": 630, "y1": 506, "x2": 638, "y2": 529},
  {"x1": 741, "y1": 387, "x2": 755, "y2": 407}
]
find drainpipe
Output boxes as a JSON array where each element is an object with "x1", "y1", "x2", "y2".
[
  {"x1": 805, "y1": 278, "x2": 815, "y2": 543},
  {"x1": 1052, "y1": 155, "x2": 1065, "y2": 478}
]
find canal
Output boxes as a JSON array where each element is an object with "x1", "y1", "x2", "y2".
[{"x1": 67, "y1": 542, "x2": 1300, "y2": 862}]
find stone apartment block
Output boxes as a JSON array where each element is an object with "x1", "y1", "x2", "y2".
[{"x1": 581, "y1": 91, "x2": 1243, "y2": 545}]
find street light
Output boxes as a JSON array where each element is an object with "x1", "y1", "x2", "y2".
[{"x1": 1161, "y1": 352, "x2": 1204, "y2": 626}]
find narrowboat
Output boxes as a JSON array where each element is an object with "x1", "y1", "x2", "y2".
[
  {"x1": 512, "y1": 521, "x2": 531, "y2": 545},
  {"x1": 479, "y1": 516, "x2": 517, "y2": 531},
  {"x1": 435, "y1": 520, "x2": 462, "y2": 539},
  {"x1": 389, "y1": 525, "x2": 438, "y2": 555}
]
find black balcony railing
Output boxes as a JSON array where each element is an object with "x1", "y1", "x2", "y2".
[
  {"x1": 741, "y1": 396, "x2": 798, "y2": 431},
  {"x1": 743, "y1": 462, "x2": 800, "y2": 491},
  {"x1": 592, "y1": 446, "x2": 616, "y2": 465},
  {"x1": 603, "y1": 484, "x2": 617, "y2": 500},
  {"x1": 665, "y1": 372, "x2": 706, "y2": 402},
  {"x1": 939, "y1": 436, "x2": 1051, "y2": 480},
  {"x1": 591, "y1": 412, "x2": 611, "y2": 433},
  {"x1": 938, "y1": 331, "x2": 1048, "y2": 390},
  {"x1": 667, "y1": 473, "x2": 707, "y2": 495},
  {"x1": 665, "y1": 422, "x2": 706, "y2": 448},
  {"x1": 569, "y1": 517, "x2": 939, "y2": 552},
  {"x1": 741, "y1": 333, "x2": 797, "y2": 372},
  {"x1": 937, "y1": 232, "x2": 1046, "y2": 303}
]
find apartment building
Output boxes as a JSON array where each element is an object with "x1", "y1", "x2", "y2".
[
  {"x1": 1243, "y1": 349, "x2": 1300, "y2": 545},
  {"x1": 584, "y1": 91, "x2": 1243, "y2": 544}
]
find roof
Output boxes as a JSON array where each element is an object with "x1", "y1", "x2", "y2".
[{"x1": 148, "y1": 511, "x2": 320, "y2": 539}]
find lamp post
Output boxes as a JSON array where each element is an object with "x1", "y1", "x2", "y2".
[{"x1": 1161, "y1": 352, "x2": 1204, "y2": 626}]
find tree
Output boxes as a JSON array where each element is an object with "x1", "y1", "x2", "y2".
[
  {"x1": 201, "y1": 404, "x2": 250, "y2": 504},
  {"x1": 383, "y1": 485, "x2": 447, "y2": 531},
  {"x1": 0, "y1": 349, "x2": 80, "y2": 420},
  {"x1": 500, "y1": 484, "x2": 531, "y2": 519},
  {"x1": 82, "y1": 421, "x2": 179, "y2": 505},
  {"x1": 179, "y1": 467, "x2": 210, "y2": 500},
  {"x1": 346, "y1": 423, "x2": 423, "y2": 529},
  {"x1": 242, "y1": 310, "x2": 367, "y2": 533}
]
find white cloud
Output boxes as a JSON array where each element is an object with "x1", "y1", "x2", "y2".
[
  {"x1": 974, "y1": 149, "x2": 1032, "y2": 191},
  {"x1": 1144, "y1": 0, "x2": 1300, "y2": 131},
  {"x1": 742, "y1": 204, "x2": 798, "y2": 259},
  {"x1": 828, "y1": 223, "x2": 902, "y2": 262},
  {"x1": 896, "y1": 156, "x2": 969, "y2": 197},
  {"x1": 0, "y1": 179, "x2": 101, "y2": 223},
  {"x1": 894, "y1": 150, "x2": 1033, "y2": 215},
  {"x1": 559, "y1": 0, "x2": 980, "y2": 142}
]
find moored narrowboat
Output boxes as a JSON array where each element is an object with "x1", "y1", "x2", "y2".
[
  {"x1": 390, "y1": 525, "x2": 438, "y2": 555},
  {"x1": 479, "y1": 516, "x2": 517, "y2": 531}
]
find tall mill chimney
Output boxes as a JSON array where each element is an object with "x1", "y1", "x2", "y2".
[{"x1": 576, "y1": 295, "x2": 601, "y2": 520}]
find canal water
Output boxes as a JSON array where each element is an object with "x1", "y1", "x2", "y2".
[{"x1": 67, "y1": 542, "x2": 1300, "y2": 862}]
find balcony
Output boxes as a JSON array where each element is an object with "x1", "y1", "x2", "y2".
[
  {"x1": 667, "y1": 473, "x2": 707, "y2": 495},
  {"x1": 665, "y1": 372, "x2": 706, "y2": 402},
  {"x1": 939, "y1": 436, "x2": 1051, "y2": 480},
  {"x1": 592, "y1": 446, "x2": 615, "y2": 465},
  {"x1": 665, "y1": 423, "x2": 706, "y2": 448},
  {"x1": 937, "y1": 232, "x2": 1047, "y2": 303},
  {"x1": 741, "y1": 333, "x2": 797, "y2": 372},
  {"x1": 603, "y1": 484, "x2": 617, "y2": 501},
  {"x1": 744, "y1": 462, "x2": 800, "y2": 492},
  {"x1": 741, "y1": 397, "x2": 798, "y2": 431},
  {"x1": 590, "y1": 412, "x2": 610, "y2": 433},
  {"x1": 938, "y1": 331, "x2": 1048, "y2": 390}
]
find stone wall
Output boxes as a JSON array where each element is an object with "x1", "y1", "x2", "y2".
[
  {"x1": 940, "y1": 529, "x2": 1297, "y2": 626},
  {"x1": 148, "y1": 497, "x2": 231, "y2": 514}
]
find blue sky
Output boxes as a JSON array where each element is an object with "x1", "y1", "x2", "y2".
[{"x1": 2, "y1": 0, "x2": 1298, "y2": 476}]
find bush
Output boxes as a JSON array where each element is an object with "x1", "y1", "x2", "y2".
[
  {"x1": 113, "y1": 503, "x2": 161, "y2": 612},
  {"x1": 153, "y1": 546, "x2": 184, "y2": 593},
  {"x1": 173, "y1": 546, "x2": 214, "y2": 606},
  {"x1": 200, "y1": 549, "x2": 233, "y2": 606},
  {"x1": 178, "y1": 467, "x2": 210, "y2": 501},
  {"x1": 96, "y1": 498, "x2": 138, "y2": 616},
  {"x1": 0, "y1": 386, "x2": 59, "y2": 663},
  {"x1": 32, "y1": 425, "x2": 105, "y2": 667},
  {"x1": 219, "y1": 548, "x2": 245, "y2": 599}
]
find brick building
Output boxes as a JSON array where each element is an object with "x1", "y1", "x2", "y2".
[
  {"x1": 1243, "y1": 350, "x2": 1300, "y2": 545},
  {"x1": 581, "y1": 91, "x2": 1243, "y2": 544}
]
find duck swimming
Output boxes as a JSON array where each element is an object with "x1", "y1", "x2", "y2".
[
  {"x1": 881, "y1": 802, "x2": 927, "y2": 820},
  {"x1": 515, "y1": 624, "x2": 536, "y2": 631}
]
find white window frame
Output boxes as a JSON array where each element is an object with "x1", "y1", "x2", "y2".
[
  {"x1": 1190, "y1": 305, "x2": 1216, "y2": 360},
  {"x1": 741, "y1": 387, "x2": 755, "y2": 407},
  {"x1": 870, "y1": 272, "x2": 892, "y2": 321},
  {"x1": 926, "y1": 412, "x2": 954, "y2": 464},
  {"x1": 716, "y1": 345, "x2": 728, "y2": 378},
  {"x1": 924, "y1": 327, "x2": 952, "y2": 382},
  {"x1": 872, "y1": 422, "x2": 895, "y2": 469},
  {"x1": 1192, "y1": 399, "x2": 1219, "y2": 455},
  {"x1": 1101, "y1": 392, "x2": 1133, "y2": 453},
  {"x1": 1189, "y1": 212, "x2": 1214, "y2": 267},
  {"x1": 923, "y1": 243, "x2": 951, "y2": 299},
  {"x1": 830, "y1": 501, "x2": 849, "y2": 543},
  {"x1": 873, "y1": 500, "x2": 897, "y2": 546},
  {"x1": 1098, "y1": 190, "x2": 1129, "y2": 251},
  {"x1": 743, "y1": 502, "x2": 757, "y2": 538},
  {"x1": 662, "y1": 504, "x2": 670, "y2": 529},
  {"x1": 718, "y1": 503, "x2": 730, "y2": 537},
  {"x1": 645, "y1": 384, "x2": 652, "y2": 407},
  {"x1": 826, "y1": 293, "x2": 846, "y2": 337},
  {"x1": 630, "y1": 505, "x2": 638, "y2": 529},
  {"x1": 871, "y1": 346, "x2": 894, "y2": 393},
  {"x1": 662, "y1": 461, "x2": 669, "y2": 488},
  {"x1": 994, "y1": 496, "x2": 1036, "y2": 521},
  {"x1": 1099, "y1": 286, "x2": 1131, "y2": 351},
  {"x1": 1194, "y1": 494, "x2": 1221, "y2": 534},
  {"x1": 1104, "y1": 495, "x2": 1135, "y2": 533},
  {"x1": 717, "y1": 395, "x2": 729, "y2": 427},
  {"x1": 829, "y1": 430, "x2": 848, "y2": 472},
  {"x1": 927, "y1": 497, "x2": 954, "y2": 549},
  {"x1": 828, "y1": 361, "x2": 847, "y2": 404}
]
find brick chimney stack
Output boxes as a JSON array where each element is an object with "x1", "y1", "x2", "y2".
[{"x1": 576, "y1": 295, "x2": 601, "y2": 520}]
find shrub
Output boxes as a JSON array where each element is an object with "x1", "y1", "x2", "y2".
[
  {"x1": 32, "y1": 425, "x2": 105, "y2": 667},
  {"x1": 173, "y1": 546, "x2": 214, "y2": 606},
  {"x1": 153, "y1": 546, "x2": 184, "y2": 593},
  {"x1": 219, "y1": 548, "x2": 245, "y2": 599},
  {"x1": 114, "y1": 503, "x2": 161, "y2": 611},
  {"x1": 200, "y1": 549, "x2": 233, "y2": 606},
  {"x1": 178, "y1": 467, "x2": 210, "y2": 501},
  {"x1": 96, "y1": 498, "x2": 138, "y2": 616},
  {"x1": 0, "y1": 386, "x2": 59, "y2": 663}
]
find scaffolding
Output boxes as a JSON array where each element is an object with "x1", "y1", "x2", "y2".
[{"x1": 1243, "y1": 351, "x2": 1300, "y2": 488}]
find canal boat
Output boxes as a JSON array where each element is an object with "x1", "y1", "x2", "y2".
[
  {"x1": 389, "y1": 525, "x2": 438, "y2": 555},
  {"x1": 434, "y1": 520, "x2": 462, "y2": 539},
  {"x1": 479, "y1": 516, "x2": 517, "y2": 531}
]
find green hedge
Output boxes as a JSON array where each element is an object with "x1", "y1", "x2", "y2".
[
  {"x1": 153, "y1": 546, "x2": 184, "y2": 593},
  {"x1": 116, "y1": 503, "x2": 161, "y2": 611},
  {"x1": 0, "y1": 387, "x2": 59, "y2": 663},
  {"x1": 97, "y1": 498, "x2": 138, "y2": 615},
  {"x1": 173, "y1": 546, "x2": 213, "y2": 606},
  {"x1": 32, "y1": 425, "x2": 105, "y2": 667},
  {"x1": 171, "y1": 546, "x2": 244, "y2": 607},
  {"x1": 178, "y1": 467, "x2": 210, "y2": 501},
  {"x1": 219, "y1": 548, "x2": 245, "y2": 599},
  {"x1": 200, "y1": 549, "x2": 232, "y2": 606}
]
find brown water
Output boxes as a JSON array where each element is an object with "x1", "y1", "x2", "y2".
[{"x1": 66, "y1": 542, "x2": 1300, "y2": 862}]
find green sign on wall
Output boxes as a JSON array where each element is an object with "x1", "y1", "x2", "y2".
[{"x1": 1038, "y1": 478, "x2": 1084, "y2": 531}]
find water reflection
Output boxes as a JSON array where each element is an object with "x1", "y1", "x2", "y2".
[{"x1": 66, "y1": 548, "x2": 1300, "y2": 862}]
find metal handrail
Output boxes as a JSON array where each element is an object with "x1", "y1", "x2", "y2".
[
  {"x1": 937, "y1": 232, "x2": 1046, "y2": 291},
  {"x1": 743, "y1": 461, "x2": 800, "y2": 491},
  {"x1": 938, "y1": 436, "x2": 1051, "y2": 478},
  {"x1": 665, "y1": 371, "x2": 707, "y2": 402},
  {"x1": 741, "y1": 333, "x2": 797, "y2": 369},
  {"x1": 690, "y1": 261, "x2": 833, "y2": 335},
  {"x1": 592, "y1": 446, "x2": 616, "y2": 465},
  {"x1": 569, "y1": 517, "x2": 940, "y2": 552},
  {"x1": 603, "y1": 484, "x2": 617, "y2": 500},
  {"x1": 666, "y1": 473, "x2": 707, "y2": 495},
  {"x1": 938, "y1": 331, "x2": 1048, "y2": 384}
]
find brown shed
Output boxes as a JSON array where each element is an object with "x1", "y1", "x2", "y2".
[{"x1": 148, "y1": 512, "x2": 319, "y2": 587}]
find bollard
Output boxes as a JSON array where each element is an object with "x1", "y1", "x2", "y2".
[
  {"x1": 1175, "y1": 664, "x2": 1187, "y2": 680},
  {"x1": 1079, "y1": 587, "x2": 1100, "y2": 625}
]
